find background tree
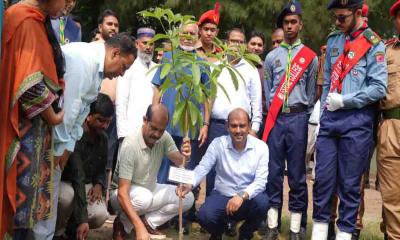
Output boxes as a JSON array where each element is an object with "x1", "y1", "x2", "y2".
[{"x1": 74, "y1": 0, "x2": 394, "y2": 53}]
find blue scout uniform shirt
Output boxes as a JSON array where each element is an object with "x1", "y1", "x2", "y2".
[
  {"x1": 322, "y1": 29, "x2": 388, "y2": 109},
  {"x1": 264, "y1": 39, "x2": 318, "y2": 113},
  {"x1": 152, "y1": 50, "x2": 210, "y2": 138}
]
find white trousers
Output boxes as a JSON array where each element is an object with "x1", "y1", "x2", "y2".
[
  {"x1": 110, "y1": 183, "x2": 194, "y2": 233},
  {"x1": 55, "y1": 182, "x2": 109, "y2": 236}
]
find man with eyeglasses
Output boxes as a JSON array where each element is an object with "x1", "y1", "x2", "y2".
[
  {"x1": 311, "y1": 0, "x2": 387, "y2": 239},
  {"x1": 261, "y1": 1, "x2": 318, "y2": 240}
]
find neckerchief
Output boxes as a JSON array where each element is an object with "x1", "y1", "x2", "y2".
[
  {"x1": 280, "y1": 39, "x2": 302, "y2": 111},
  {"x1": 59, "y1": 16, "x2": 65, "y2": 45}
]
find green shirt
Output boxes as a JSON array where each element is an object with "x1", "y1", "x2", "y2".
[{"x1": 112, "y1": 128, "x2": 178, "y2": 191}]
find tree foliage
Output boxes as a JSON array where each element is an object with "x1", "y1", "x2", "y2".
[
  {"x1": 74, "y1": 0, "x2": 394, "y2": 52},
  {"x1": 138, "y1": 7, "x2": 260, "y2": 138}
]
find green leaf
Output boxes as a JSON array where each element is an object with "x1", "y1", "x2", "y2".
[
  {"x1": 231, "y1": 66, "x2": 246, "y2": 85},
  {"x1": 217, "y1": 82, "x2": 231, "y2": 103},
  {"x1": 227, "y1": 67, "x2": 239, "y2": 90},
  {"x1": 165, "y1": 9, "x2": 175, "y2": 22},
  {"x1": 146, "y1": 64, "x2": 160, "y2": 76},
  {"x1": 243, "y1": 53, "x2": 262, "y2": 66},
  {"x1": 149, "y1": 33, "x2": 170, "y2": 44},
  {"x1": 160, "y1": 63, "x2": 172, "y2": 79},
  {"x1": 192, "y1": 64, "x2": 201, "y2": 86},
  {"x1": 139, "y1": 10, "x2": 156, "y2": 19},
  {"x1": 187, "y1": 101, "x2": 200, "y2": 127},
  {"x1": 193, "y1": 84, "x2": 205, "y2": 103},
  {"x1": 159, "y1": 77, "x2": 173, "y2": 96},
  {"x1": 172, "y1": 101, "x2": 186, "y2": 128}
]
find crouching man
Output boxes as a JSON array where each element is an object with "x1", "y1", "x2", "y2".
[
  {"x1": 110, "y1": 104, "x2": 194, "y2": 240},
  {"x1": 179, "y1": 108, "x2": 269, "y2": 240},
  {"x1": 55, "y1": 93, "x2": 113, "y2": 240}
]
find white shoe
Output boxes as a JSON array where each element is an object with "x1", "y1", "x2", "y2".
[
  {"x1": 335, "y1": 229, "x2": 352, "y2": 240},
  {"x1": 311, "y1": 222, "x2": 329, "y2": 240},
  {"x1": 267, "y1": 208, "x2": 279, "y2": 229},
  {"x1": 290, "y1": 212, "x2": 302, "y2": 233}
]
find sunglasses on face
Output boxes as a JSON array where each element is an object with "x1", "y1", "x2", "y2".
[{"x1": 331, "y1": 12, "x2": 354, "y2": 24}]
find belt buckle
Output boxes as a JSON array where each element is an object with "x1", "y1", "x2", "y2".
[{"x1": 283, "y1": 107, "x2": 291, "y2": 114}]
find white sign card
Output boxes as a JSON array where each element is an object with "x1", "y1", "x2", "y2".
[{"x1": 168, "y1": 167, "x2": 195, "y2": 185}]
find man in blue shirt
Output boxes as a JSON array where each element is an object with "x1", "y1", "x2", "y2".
[
  {"x1": 179, "y1": 108, "x2": 269, "y2": 240},
  {"x1": 311, "y1": 0, "x2": 387, "y2": 239},
  {"x1": 263, "y1": 2, "x2": 318, "y2": 239}
]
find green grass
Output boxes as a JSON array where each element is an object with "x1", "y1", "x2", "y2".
[
  {"x1": 158, "y1": 217, "x2": 384, "y2": 239},
  {"x1": 88, "y1": 216, "x2": 384, "y2": 239}
]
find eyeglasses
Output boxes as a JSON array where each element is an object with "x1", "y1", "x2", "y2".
[
  {"x1": 331, "y1": 12, "x2": 354, "y2": 23},
  {"x1": 229, "y1": 39, "x2": 245, "y2": 45}
]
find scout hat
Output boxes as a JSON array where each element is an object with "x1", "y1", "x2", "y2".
[
  {"x1": 277, "y1": 0, "x2": 303, "y2": 28},
  {"x1": 327, "y1": 0, "x2": 363, "y2": 10}
]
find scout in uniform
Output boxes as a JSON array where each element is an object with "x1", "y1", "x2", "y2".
[
  {"x1": 311, "y1": 0, "x2": 387, "y2": 239},
  {"x1": 262, "y1": 1, "x2": 318, "y2": 239},
  {"x1": 377, "y1": 1, "x2": 400, "y2": 239}
]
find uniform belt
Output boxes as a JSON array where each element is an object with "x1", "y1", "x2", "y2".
[
  {"x1": 211, "y1": 118, "x2": 227, "y2": 124},
  {"x1": 383, "y1": 108, "x2": 400, "y2": 119},
  {"x1": 281, "y1": 104, "x2": 307, "y2": 114}
]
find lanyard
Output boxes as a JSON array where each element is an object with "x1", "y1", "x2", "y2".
[
  {"x1": 280, "y1": 39, "x2": 302, "y2": 111},
  {"x1": 59, "y1": 17, "x2": 65, "y2": 45}
]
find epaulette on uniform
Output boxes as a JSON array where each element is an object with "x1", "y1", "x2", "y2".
[
  {"x1": 363, "y1": 28, "x2": 381, "y2": 46},
  {"x1": 327, "y1": 30, "x2": 341, "y2": 39}
]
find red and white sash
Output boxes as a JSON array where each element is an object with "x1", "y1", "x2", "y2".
[
  {"x1": 262, "y1": 46, "x2": 316, "y2": 142},
  {"x1": 330, "y1": 35, "x2": 372, "y2": 93}
]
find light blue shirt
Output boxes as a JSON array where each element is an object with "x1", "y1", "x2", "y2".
[
  {"x1": 53, "y1": 42, "x2": 105, "y2": 156},
  {"x1": 322, "y1": 29, "x2": 388, "y2": 109},
  {"x1": 193, "y1": 135, "x2": 269, "y2": 200},
  {"x1": 264, "y1": 41, "x2": 318, "y2": 113}
]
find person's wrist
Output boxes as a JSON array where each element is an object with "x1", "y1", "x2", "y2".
[
  {"x1": 202, "y1": 121, "x2": 209, "y2": 127},
  {"x1": 237, "y1": 191, "x2": 248, "y2": 201}
]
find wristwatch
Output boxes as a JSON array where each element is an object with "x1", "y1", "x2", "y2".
[{"x1": 237, "y1": 191, "x2": 248, "y2": 201}]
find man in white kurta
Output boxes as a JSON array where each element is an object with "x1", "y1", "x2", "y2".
[{"x1": 116, "y1": 28, "x2": 158, "y2": 139}]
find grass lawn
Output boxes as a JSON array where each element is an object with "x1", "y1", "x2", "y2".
[{"x1": 88, "y1": 216, "x2": 384, "y2": 239}]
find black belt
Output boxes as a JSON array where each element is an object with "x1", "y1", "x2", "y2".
[
  {"x1": 211, "y1": 118, "x2": 227, "y2": 124},
  {"x1": 281, "y1": 104, "x2": 307, "y2": 114}
]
